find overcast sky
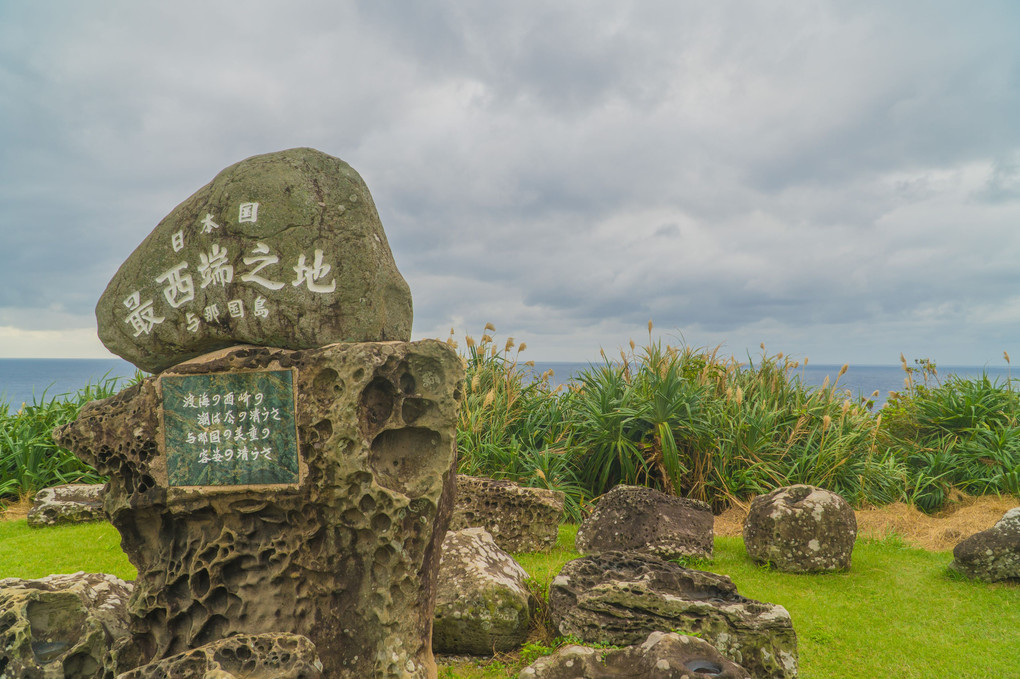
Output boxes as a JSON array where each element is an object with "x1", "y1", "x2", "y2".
[{"x1": 2, "y1": 1, "x2": 1019, "y2": 367}]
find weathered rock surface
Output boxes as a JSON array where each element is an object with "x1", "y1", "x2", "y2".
[
  {"x1": 433, "y1": 528, "x2": 533, "y2": 655},
  {"x1": 518, "y1": 631, "x2": 751, "y2": 679},
  {"x1": 950, "y1": 507, "x2": 1020, "y2": 582},
  {"x1": 53, "y1": 340, "x2": 463, "y2": 679},
  {"x1": 450, "y1": 475, "x2": 564, "y2": 552},
  {"x1": 116, "y1": 633, "x2": 322, "y2": 679},
  {"x1": 0, "y1": 571, "x2": 134, "y2": 679},
  {"x1": 96, "y1": 148, "x2": 413, "y2": 373},
  {"x1": 27, "y1": 483, "x2": 107, "y2": 527},
  {"x1": 548, "y1": 552, "x2": 798, "y2": 679},
  {"x1": 576, "y1": 484, "x2": 714, "y2": 560},
  {"x1": 743, "y1": 485, "x2": 856, "y2": 573}
]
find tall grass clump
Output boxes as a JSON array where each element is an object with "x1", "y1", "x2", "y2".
[
  {"x1": 563, "y1": 326, "x2": 904, "y2": 510},
  {"x1": 453, "y1": 327, "x2": 586, "y2": 521},
  {"x1": 0, "y1": 375, "x2": 126, "y2": 502},
  {"x1": 880, "y1": 355, "x2": 1020, "y2": 512}
]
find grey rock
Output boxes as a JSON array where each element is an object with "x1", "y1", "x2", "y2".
[
  {"x1": 950, "y1": 507, "x2": 1020, "y2": 582},
  {"x1": 53, "y1": 340, "x2": 463, "y2": 679},
  {"x1": 576, "y1": 484, "x2": 713, "y2": 560},
  {"x1": 27, "y1": 483, "x2": 107, "y2": 527},
  {"x1": 116, "y1": 633, "x2": 322, "y2": 679},
  {"x1": 451, "y1": 475, "x2": 564, "y2": 552},
  {"x1": 96, "y1": 148, "x2": 412, "y2": 373},
  {"x1": 548, "y1": 552, "x2": 798, "y2": 679},
  {"x1": 434, "y1": 528, "x2": 533, "y2": 655},
  {"x1": 0, "y1": 571, "x2": 134, "y2": 679},
  {"x1": 743, "y1": 485, "x2": 856, "y2": 573},
  {"x1": 518, "y1": 631, "x2": 751, "y2": 679}
]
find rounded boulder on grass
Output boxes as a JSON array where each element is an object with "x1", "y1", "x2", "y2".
[
  {"x1": 743, "y1": 484, "x2": 857, "y2": 573},
  {"x1": 575, "y1": 484, "x2": 714, "y2": 560}
]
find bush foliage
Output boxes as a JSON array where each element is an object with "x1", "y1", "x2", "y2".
[
  {"x1": 0, "y1": 376, "x2": 124, "y2": 502},
  {"x1": 453, "y1": 326, "x2": 1019, "y2": 515},
  {"x1": 2, "y1": 332, "x2": 1018, "y2": 517}
]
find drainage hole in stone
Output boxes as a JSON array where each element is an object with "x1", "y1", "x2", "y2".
[{"x1": 684, "y1": 659, "x2": 723, "y2": 675}]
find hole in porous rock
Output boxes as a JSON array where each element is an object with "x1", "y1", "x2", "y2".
[
  {"x1": 360, "y1": 377, "x2": 395, "y2": 429},
  {"x1": 372, "y1": 513, "x2": 392, "y2": 532},
  {"x1": 32, "y1": 640, "x2": 70, "y2": 662},
  {"x1": 313, "y1": 368, "x2": 340, "y2": 396},
  {"x1": 192, "y1": 569, "x2": 211, "y2": 598},
  {"x1": 400, "y1": 372, "x2": 416, "y2": 394},
  {"x1": 369, "y1": 427, "x2": 442, "y2": 495},
  {"x1": 193, "y1": 614, "x2": 229, "y2": 647},
  {"x1": 62, "y1": 652, "x2": 100, "y2": 676},
  {"x1": 684, "y1": 659, "x2": 723, "y2": 675},
  {"x1": 312, "y1": 418, "x2": 333, "y2": 443},
  {"x1": 401, "y1": 398, "x2": 429, "y2": 424},
  {"x1": 27, "y1": 598, "x2": 85, "y2": 648}
]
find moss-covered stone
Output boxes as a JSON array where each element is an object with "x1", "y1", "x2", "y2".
[
  {"x1": 96, "y1": 148, "x2": 412, "y2": 373},
  {"x1": 433, "y1": 528, "x2": 532, "y2": 654},
  {"x1": 116, "y1": 633, "x2": 322, "y2": 679},
  {"x1": 0, "y1": 572, "x2": 133, "y2": 679},
  {"x1": 548, "y1": 552, "x2": 798, "y2": 679}
]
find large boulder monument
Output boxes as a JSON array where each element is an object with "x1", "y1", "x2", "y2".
[
  {"x1": 96, "y1": 147, "x2": 412, "y2": 373},
  {"x1": 54, "y1": 149, "x2": 463, "y2": 679}
]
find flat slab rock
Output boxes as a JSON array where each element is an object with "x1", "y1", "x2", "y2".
[
  {"x1": 0, "y1": 571, "x2": 135, "y2": 678},
  {"x1": 548, "y1": 552, "x2": 798, "y2": 679},
  {"x1": 52, "y1": 340, "x2": 463, "y2": 679},
  {"x1": 27, "y1": 483, "x2": 107, "y2": 527},
  {"x1": 950, "y1": 507, "x2": 1020, "y2": 582},
  {"x1": 576, "y1": 484, "x2": 714, "y2": 560},
  {"x1": 743, "y1": 485, "x2": 857, "y2": 573},
  {"x1": 519, "y1": 631, "x2": 751, "y2": 679},
  {"x1": 96, "y1": 147, "x2": 413, "y2": 373},
  {"x1": 450, "y1": 475, "x2": 565, "y2": 552},
  {"x1": 116, "y1": 633, "x2": 322, "y2": 679},
  {"x1": 434, "y1": 527, "x2": 533, "y2": 655}
]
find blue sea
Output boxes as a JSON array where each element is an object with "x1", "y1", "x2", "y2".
[
  {"x1": 524, "y1": 362, "x2": 1016, "y2": 409},
  {"x1": 0, "y1": 358, "x2": 140, "y2": 413},
  {"x1": 0, "y1": 358, "x2": 1014, "y2": 413}
]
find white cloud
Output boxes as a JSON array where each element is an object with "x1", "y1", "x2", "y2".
[{"x1": 1, "y1": 0, "x2": 1019, "y2": 365}]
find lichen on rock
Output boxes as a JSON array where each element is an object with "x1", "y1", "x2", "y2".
[
  {"x1": 547, "y1": 551, "x2": 798, "y2": 679},
  {"x1": 450, "y1": 475, "x2": 564, "y2": 553},
  {"x1": 95, "y1": 148, "x2": 413, "y2": 373},
  {"x1": 0, "y1": 571, "x2": 134, "y2": 679},
  {"x1": 433, "y1": 527, "x2": 533, "y2": 654}
]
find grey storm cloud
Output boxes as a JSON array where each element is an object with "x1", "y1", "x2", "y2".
[{"x1": 1, "y1": 0, "x2": 1019, "y2": 363}]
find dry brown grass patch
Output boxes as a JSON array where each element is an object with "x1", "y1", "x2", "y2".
[
  {"x1": 0, "y1": 495, "x2": 33, "y2": 522},
  {"x1": 713, "y1": 494, "x2": 1020, "y2": 551}
]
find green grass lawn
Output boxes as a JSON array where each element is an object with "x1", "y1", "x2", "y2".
[
  {"x1": 2, "y1": 521, "x2": 1016, "y2": 679},
  {"x1": 0, "y1": 519, "x2": 135, "y2": 581}
]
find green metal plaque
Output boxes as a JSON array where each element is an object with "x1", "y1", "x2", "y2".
[{"x1": 161, "y1": 370, "x2": 300, "y2": 487}]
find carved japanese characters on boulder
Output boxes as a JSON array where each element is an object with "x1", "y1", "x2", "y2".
[
  {"x1": 53, "y1": 340, "x2": 463, "y2": 679},
  {"x1": 96, "y1": 148, "x2": 413, "y2": 373}
]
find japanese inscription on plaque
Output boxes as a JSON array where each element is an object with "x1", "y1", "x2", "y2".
[{"x1": 161, "y1": 369, "x2": 300, "y2": 486}]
